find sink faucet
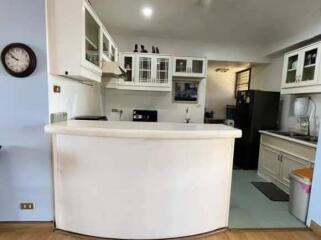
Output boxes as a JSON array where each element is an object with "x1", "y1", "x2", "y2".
[
  {"x1": 185, "y1": 107, "x2": 191, "y2": 123},
  {"x1": 300, "y1": 98, "x2": 316, "y2": 138},
  {"x1": 301, "y1": 117, "x2": 311, "y2": 137}
]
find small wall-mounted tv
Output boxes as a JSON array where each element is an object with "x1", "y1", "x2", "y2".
[{"x1": 174, "y1": 81, "x2": 199, "y2": 103}]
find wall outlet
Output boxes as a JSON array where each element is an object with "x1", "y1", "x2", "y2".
[
  {"x1": 53, "y1": 85, "x2": 61, "y2": 93},
  {"x1": 20, "y1": 202, "x2": 35, "y2": 210}
]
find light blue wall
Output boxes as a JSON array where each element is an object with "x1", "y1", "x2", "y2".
[
  {"x1": 308, "y1": 129, "x2": 321, "y2": 226},
  {"x1": 0, "y1": 0, "x2": 52, "y2": 221}
]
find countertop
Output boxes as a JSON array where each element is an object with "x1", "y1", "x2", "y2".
[
  {"x1": 259, "y1": 130, "x2": 317, "y2": 148},
  {"x1": 45, "y1": 120, "x2": 242, "y2": 139}
]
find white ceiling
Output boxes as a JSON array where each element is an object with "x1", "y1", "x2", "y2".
[{"x1": 91, "y1": 0, "x2": 321, "y2": 47}]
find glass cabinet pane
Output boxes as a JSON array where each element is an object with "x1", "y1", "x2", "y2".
[
  {"x1": 138, "y1": 57, "x2": 152, "y2": 83},
  {"x1": 156, "y1": 58, "x2": 169, "y2": 84},
  {"x1": 302, "y1": 48, "x2": 318, "y2": 82},
  {"x1": 85, "y1": 9, "x2": 100, "y2": 66},
  {"x1": 285, "y1": 55, "x2": 298, "y2": 84},
  {"x1": 123, "y1": 56, "x2": 133, "y2": 82},
  {"x1": 102, "y1": 35, "x2": 110, "y2": 58},
  {"x1": 192, "y1": 60, "x2": 203, "y2": 74},
  {"x1": 175, "y1": 59, "x2": 187, "y2": 72},
  {"x1": 110, "y1": 45, "x2": 116, "y2": 62}
]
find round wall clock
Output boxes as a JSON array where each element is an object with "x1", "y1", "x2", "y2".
[{"x1": 1, "y1": 43, "x2": 37, "y2": 78}]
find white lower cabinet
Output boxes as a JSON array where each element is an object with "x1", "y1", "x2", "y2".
[
  {"x1": 258, "y1": 134, "x2": 315, "y2": 193},
  {"x1": 259, "y1": 145, "x2": 282, "y2": 180}
]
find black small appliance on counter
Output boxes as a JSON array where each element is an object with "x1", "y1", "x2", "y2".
[
  {"x1": 234, "y1": 90, "x2": 280, "y2": 170},
  {"x1": 73, "y1": 115, "x2": 108, "y2": 121},
  {"x1": 133, "y1": 110, "x2": 158, "y2": 122}
]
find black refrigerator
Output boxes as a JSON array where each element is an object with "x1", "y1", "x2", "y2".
[{"x1": 234, "y1": 90, "x2": 280, "y2": 170}]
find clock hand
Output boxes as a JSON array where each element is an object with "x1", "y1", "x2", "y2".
[{"x1": 9, "y1": 53, "x2": 19, "y2": 61}]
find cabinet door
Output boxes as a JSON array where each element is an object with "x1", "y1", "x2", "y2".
[
  {"x1": 155, "y1": 56, "x2": 171, "y2": 87},
  {"x1": 137, "y1": 55, "x2": 153, "y2": 84},
  {"x1": 259, "y1": 145, "x2": 281, "y2": 179},
  {"x1": 84, "y1": 7, "x2": 100, "y2": 68},
  {"x1": 121, "y1": 53, "x2": 136, "y2": 85},
  {"x1": 299, "y1": 45, "x2": 320, "y2": 86},
  {"x1": 190, "y1": 58, "x2": 207, "y2": 77},
  {"x1": 282, "y1": 52, "x2": 300, "y2": 88},
  {"x1": 173, "y1": 57, "x2": 188, "y2": 76},
  {"x1": 110, "y1": 44, "x2": 117, "y2": 62},
  {"x1": 279, "y1": 153, "x2": 310, "y2": 186},
  {"x1": 101, "y1": 30, "x2": 110, "y2": 61}
]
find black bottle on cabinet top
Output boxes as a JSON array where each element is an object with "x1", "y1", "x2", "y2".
[
  {"x1": 156, "y1": 47, "x2": 159, "y2": 54},
  {"x1": 152, "y1": 46, "x2": 156, "y2": 53},
  {"x1": 134, "y1": 44, "x2": 138, "y2": 52},
  {"x1": 141, "y1": 45, "x2": 148, "y2": 53}
]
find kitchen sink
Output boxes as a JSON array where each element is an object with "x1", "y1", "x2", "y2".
[{"x1": 268, "y1": 131, "x2": 318, "y2": 144}]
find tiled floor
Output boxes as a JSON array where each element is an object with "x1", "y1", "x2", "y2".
[{"x1": 229, "y1": 170, "x2": 306, "y2": 228}]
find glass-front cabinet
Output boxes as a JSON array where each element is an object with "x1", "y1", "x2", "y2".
[
  {"x1": 301, "y1": 47, "x2": 318, "y2": 84},
  {"x1": 173, "y1": 57, "x2": 207, "y2": 78},
  {"x1": 137, "y1": 55, "x2": 153, "y2": 84},
  {"x1": 101, "y1": 31, "x2": 110, "y2": 61},
  {"x1": 282, "y1": 43, "x2": 321, "y2": 89},
  {"x1": 49, "y1": 0, "x2": 122, "y2": 83},
  {"x1": 117, "y1": 53, "x2": 172, "y2": 90},
  {"x1": 121, "y1": 53, "x2": 135, "y2": 84},
  {"x1": 155, "y1": 57, "x2": 170, "y2": 85},
  {"x1": 283, "y1": 53, "x2": 299, "y2": 86},
  {"x1": 192, "y1": 59, "x2": 205, "y2": 74},
  {"x1": 175, "y1": 58, "x2": 188, "y2": 74},
  {"x1": 110, "y1": 44, "x2": 117, "y2": 62},
  {"x1": 84, "y1": 8, "x2": 100, "y2": 67}
]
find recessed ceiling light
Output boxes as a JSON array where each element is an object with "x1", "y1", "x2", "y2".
[{"x1": 142, "y1": 7, "x2": 153, "y2": 18}]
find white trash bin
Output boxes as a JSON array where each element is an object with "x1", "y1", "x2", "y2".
[{"x1": 289, "y1": 168, "x2": 313, "y2": 223}]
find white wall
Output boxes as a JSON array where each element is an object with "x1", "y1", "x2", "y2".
[
  {"x1": 104, "y1": 79, "x2": 206, "y2": 123},
  {"x1": 48, "y1": 75, "x2": 103, "y2": 118},
  {"x1": 0, "y1": 0, "x2": 52, "y2": 221},
  {"x1": 115, "y1": 34, "x2": 269, "y2": 63},
  {"x1": 251, "y1": 56, "x2": 284, "y2": 92},
  {"x1": 205, "y1": 65, "x2": 236, "y2": 119}
]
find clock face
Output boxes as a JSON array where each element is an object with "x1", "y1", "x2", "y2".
[
  {"x1": 1, "y1": 43, "x2": 37, "y2": 78},
  {"x1": 4, "y1": 47, "x2": 30, "y2": 73}
]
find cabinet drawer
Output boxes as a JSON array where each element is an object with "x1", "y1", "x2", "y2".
[{"x1": 261, "y1": 134, "x2": 316, "y2": 162}]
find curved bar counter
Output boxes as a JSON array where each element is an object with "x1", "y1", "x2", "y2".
[{"x1": 45, "y1": 120, "x2": 242, "y2": 239}]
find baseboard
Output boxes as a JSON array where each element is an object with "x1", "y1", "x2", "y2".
[{"x1": 310, "y1": 220, "x2": 321, "y2": 237}]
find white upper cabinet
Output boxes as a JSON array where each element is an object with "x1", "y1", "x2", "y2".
[
  {"x1": 84, "y1": 5, "x2": 101, "y2": 71},
  {"x1": 173, "y1": 57, "x2": 207, "y2": 78},
  {"x1": 47, "y1": 0, "x2": 118, "y2": 82},
  {"x1": 100, "y1": 28, "x2": 118, "y2": 64},
  {"x1": 105, "y1": 53, "x2": 172, "y2": 91},
  {"x1": 281, "y1": 42, "x2": 321, "y2": 94},
  {"x1": 101, "y1": 29, "x2": 111, "y2": 62},
  {"x1": 121, "y1": 53, "x2": 136, "y2": 85}
]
